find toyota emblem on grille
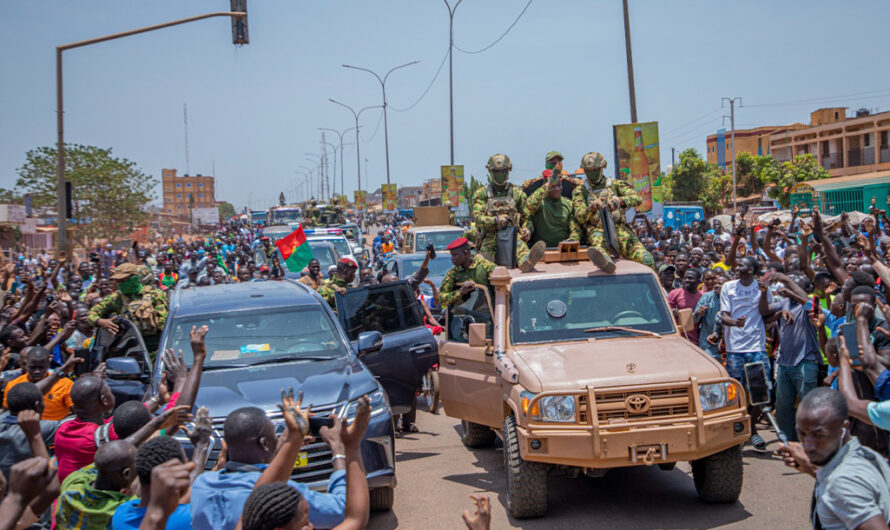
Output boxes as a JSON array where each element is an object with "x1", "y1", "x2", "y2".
[{"x1": 625, "y1": 394, "x2": 650, "y2": 414}]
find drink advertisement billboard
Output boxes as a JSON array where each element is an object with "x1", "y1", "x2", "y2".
[
  {"x1": 353, "y1": 190, "x2": 366, "y2": 211},
  {"x1": 382, "y1": 184, "x2": 397, "y2": 212},
  {"x1": 612, "y1": 121, "x2": 659, "y2": 212},
  {"x1": 440, "y1": 165, "x2": 465, "y2": 206}
]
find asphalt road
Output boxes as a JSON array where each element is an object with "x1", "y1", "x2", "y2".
[{"x1": 369, "y1": 410, "x2": 812, "y2": 530}]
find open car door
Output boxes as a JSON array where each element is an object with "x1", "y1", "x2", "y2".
[
  {"x1": 88, "y1": 318, "x2": 153, "y2": 405},
  {"x1": 335, "y1": 280, "x2": 438, "y2": 415}
]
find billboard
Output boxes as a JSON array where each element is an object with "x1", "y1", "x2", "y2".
[
  {"x1": 613, "y1": 121, "x2": 659, "y2": 212},
  {"x1": 382, "y1": 184, "x2": 397, "y2": 212},
  {"x1": 440, "y1": 165, "x2": 465, "y2": 206},
  {"x1": 716, "y1": 128, "x2": 726, "y2": 170},
  {"x1": 354, "y1": 190, "x2": 367, "y2": 211}
]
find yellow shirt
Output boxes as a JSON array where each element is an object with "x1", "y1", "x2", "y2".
[{"x1": 3, "y1": 373, "x2": 74, "y2": 421}]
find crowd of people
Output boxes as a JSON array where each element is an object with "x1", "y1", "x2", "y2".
[{"x1": 1, "y1": 149, "x2": 890, "y2": 527}]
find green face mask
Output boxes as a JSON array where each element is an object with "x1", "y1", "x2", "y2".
[
  {"x1": 490, "y1": 170, "x2": 509, "y2": 186},
  {"x1": 586, "y1": 169, "x2": 605, "y2": 187},
  {"x1": 545, "y1": 163, "x2": 556, "y2": 170},
  {"x1": 117, "y1": 275, "x2": 142, "y2": 296}
]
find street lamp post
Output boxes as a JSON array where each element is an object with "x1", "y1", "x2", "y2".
[
  {"x1": 321, "y1": 140, "x2": 338, "y2": 197},
  {"x1": 298, "y1": 164, "x2": 317, "y2": 200},
  {"x1": 329, "y1": 100, "x2": 381, "y2": 195},
  {"x1": 305, "y1": 154, "x2": 323, "y2": 199},
  {"x1": 54, "y1": 10, "x2": 246, "y2": 257},
  {"x1": 342, "y1": 61, "x2": 419, "y2": 186},
  {"x1": 319, "y1": 127, "x2": 359, "y2": 199},
  {"x1": 444, "y1": 1, "x2": 463, "y2": 165}
]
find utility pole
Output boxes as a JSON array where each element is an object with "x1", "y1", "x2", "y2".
[
  {"x1": 622, "y1": 0, "x2": 638, "y2": 123},
  {"x1": 722, "y1": 97, "x2": 742, "y2": 214},
  {"x1": 183, "y1": 103, "x2": 190, "y2": 175},
  {"x1": 671, "y1": 147, "x2": 675, "y2": 168},
  {"x1": 444, "y1": 0, "x2": 463, "y2": 165},
  {"x1": 329, "y1": 100, "x2": 380, "y2": 195},
  {"x1": 343, "y1": 61, "x2": 419, "y2": 185}
]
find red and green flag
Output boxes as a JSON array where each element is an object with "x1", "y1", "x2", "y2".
[{"x1": 275, "y1": 225, "x2": 314, "y2": 273}]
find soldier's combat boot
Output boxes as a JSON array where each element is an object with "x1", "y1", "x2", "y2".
[
  {"x1": 587, "y1": 246, "x2": 616, "y2": 273},
  {"x1": 519, "y1": 241, "x2": 547, "y2": 273}
]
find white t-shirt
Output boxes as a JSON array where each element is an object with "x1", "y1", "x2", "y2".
[{"x1": 719, "y1": 278, "x2": 766, "y2": 353}]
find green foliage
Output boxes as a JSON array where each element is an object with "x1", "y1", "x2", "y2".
[
  {"x1": 16, "y1": 144, "x2": 156, "y2": 247},
  {"x1": 217, "y1": 201, "x2": 236, "y2": 220},
  {"x1": 667, "y1": 148, "x2": 714, "y2": 202},
  {"x1": 0, "y1": 188, "x2": 23, "y2": 203},
  {"x1": 761, "y1": 153, "x2": 830, "y2": 208},
  {"x1": 700, "y1": 172, "x2": 734, "y2": 214}
]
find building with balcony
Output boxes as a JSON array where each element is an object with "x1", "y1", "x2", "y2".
[
  {"x1": 706, "y1": 124, "x2": 807, "y2": 167},
  {"x1": 161, "y1": 169, "x2": 216, "y2": 219},
  {"x1": 767, "y1": 107, "x2": 890, "y2": 177}
]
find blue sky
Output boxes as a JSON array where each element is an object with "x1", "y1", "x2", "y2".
[{"x1": 3, "y1": 0, "x2": 890, "y2": 211}]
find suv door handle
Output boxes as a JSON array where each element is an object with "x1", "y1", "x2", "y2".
[{"x1": 408, "y1": 344, "x2": 431, "y2": 354}]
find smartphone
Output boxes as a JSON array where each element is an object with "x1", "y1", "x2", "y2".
[
  {"x1": 308, "y1": 415, "x2": 335, "y2": 436},
  {"x1": 744, "y1": 362, "x2": 771, "y2": 406},
  {"x1": 812, "y1": 296, "x2": 820, "y2": 311},
  {"x1": 839, "y1": 323, "x2": 861, "y2": 366},
  {"x1": 73, "y1": 348, "x2": 92, "y2": 376},
  {"x1": 426, "y1": 243, "x2": 436, "y2": 260}
]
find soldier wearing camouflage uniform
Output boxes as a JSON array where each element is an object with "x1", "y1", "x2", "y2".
[
  {"x1": 525, "y1": 169, "x2": 582, "y2": 247},
  {"x1": 87, "y1": 262, "x2": 169, "y2": 353},
  {"x1": 317, "y1": 257, "x2": 358, "y2": 312},
  {"x1": 437, "y1": 237, "x2": 495, "y2": 308},
  {"x1": 471, "y1": 154, "x2": 546, "y2": 273},
  {"x1": 521, "y1": 151, "x2": 584, "y2": 199},
  {"x1": 572, "y1": 152, "x2": 654, "y2": 272},
  {"x1": 304, "y1": 199, "x2": 319, "y2": 228}
]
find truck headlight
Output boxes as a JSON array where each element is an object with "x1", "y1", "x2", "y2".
[
  {"x1": 538, "y1": 395, "x2": 576, "y2": 422},
  {"x1": 699, "y1": 383, "x2": 737, "y2": 411},
  {"x1": 342, "y1": 389, "x2": 388, "y2": 419}
]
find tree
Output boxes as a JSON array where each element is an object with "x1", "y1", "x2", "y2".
[
  {"x1": 217, "y1": 201, "x2": 236, "y2": 220},
  {"x1": 667, "y1": 148, "x2": 713, "y2": 202},
  {"x1": 16, "y1": 144, "x2": 156, "y2": 247},
  {"x1": 761, "y1": 153, "x2": 829, "y2": 208},
  {"x1": 700, "y1": 172, "x2": 734, "y2": 214}
]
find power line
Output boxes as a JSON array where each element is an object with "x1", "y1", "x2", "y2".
[
  {"x1": 745, "y1": 87, "x2": 890, "y2": 108},
  {"x1": 361, "y1": 108, "x2": 385, "y2": 142},
  {"x1": 661, "y1": 117, "x2": 724, "y2": 145},
  {"x1": 453, "y1": 0, "x2": 534, "y2": 54},
  {"x1": 389, "y1": 46, "x2": 450, "y2": 112},
  {"x1": 660, "y1": 108, "x2": 721, "y2": 136}
]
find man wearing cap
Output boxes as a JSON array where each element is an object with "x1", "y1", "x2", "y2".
[
  {"x1": 471, "y1": 154, "x2": 545, "y2": 272},
  {"x1": 573, "y1": 151, "x2": 654, "y2": 272},
  {"x1": 438, "y1": 237, "x2": 495, "y2": 308},
  {"x1": 522, "y1": 151, "x2": 584, "y2": 199},
  {"x1": 525, "y1": 164, "x2": 581, "y2": 248},
  {"x1": 317, "y1": 257, "x2": 358, "y2": 311},
  {"x1": 87, "y1": 263, "x2": 169, "y2": 353}
]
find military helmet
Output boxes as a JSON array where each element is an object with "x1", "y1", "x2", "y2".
[
  {"x1": 580, "y1": 152, "x2": 607, "y2": 171},
  {"x1": 545, "y1": 151, "x2": 564, "y2": 163},
  {"x1": 486, "y1": 154, "x2": 512, "y2": 172}
]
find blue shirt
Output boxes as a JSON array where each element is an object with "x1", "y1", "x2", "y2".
[
  {"x1": 190, "y1": 462, "x2": 346, "y2": 530},
  {"x1": 112, "y1": 501, "x2": 191, "y2": 529},
  {"x1": 694, "y1": 290, "x2": 721, "y2": 352}
]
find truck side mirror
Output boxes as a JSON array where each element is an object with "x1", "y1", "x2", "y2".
[
  {"x1": 676, "y1": 308, "x2": 695, "y2": 332},
  {"x1": 106, "y1": 357, "x2": 142, "y2": 379},
  {"x1": 468, "y1": 323, "x2": 488, "y2": 348}
]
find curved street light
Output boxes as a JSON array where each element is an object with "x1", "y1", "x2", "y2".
[{"x1": 329, "y1": 99, "x2": 382, "y2": 195}]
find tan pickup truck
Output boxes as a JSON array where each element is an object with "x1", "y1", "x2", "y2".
[{"x1": 438, "y1": 247, "x2": 750, "y2": 518}]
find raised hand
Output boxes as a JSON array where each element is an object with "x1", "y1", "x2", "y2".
[
  {"x1": 186, "y1": 406, "x2": 213, "y2": 446},
  {"x1": 189, "y1": 325, "x2": 209, "y2": 358},
  {"x1": 462, "y1": 494, "x2": 492, "y2": 530},
  {"x1": 162, "y1": 348, "x2": 187, "y2": 386},
  {"x1": 278, "y1": 388, "x2": 310, "y2": 439}
]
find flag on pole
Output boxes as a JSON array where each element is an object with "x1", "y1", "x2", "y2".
[{"x1": 275, "y1": 225, "x2": 314, "y2": 273}]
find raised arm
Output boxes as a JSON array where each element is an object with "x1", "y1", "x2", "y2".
[
  {"x1": 837, "y1": 329, "x2": 873, "y2": 425},
  {"x1": 798, "y1": 224, "x2": 815, "y2": 281},
  {"x1": 812, "y1": 207, "x2": 849, "y2": 284}
]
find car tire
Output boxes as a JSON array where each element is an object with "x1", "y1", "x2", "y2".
[
  {"x1": 503, "y1": 414, "x2": 548, "y2": 518},
  {"x1": 369, "y1": 486, "x2": 395, "y2": 512},
  {"x1": 691, "y1": 445, "x2": 743, "y2": 503},
  {"x1": 419, "y1": 369, "x2": 440, "y2": 414},
  {"x1": 461, "y1": 420, "x2": 495, "y2": 448}
]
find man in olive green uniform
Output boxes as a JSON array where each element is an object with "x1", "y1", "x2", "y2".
[
  {"x1": 526, "y1": 171, "x2": 581, "y2": 247},
  {"x1": 317, "y1": 257, "x2": 358, "y2": 311},
  {"x1": 87, "y1": 262, "x2": 169, "y2": 353},
  {"x1": 471, "y1": 154, "x2": 546, "y2": 273},
  {"x1": 521, "y1": 151, "x2": 584, "y2": 199},
  {"x1": 437, "y1": 238, "x2": 495, "y2": 308},
  {"x1": 572, "y1": 152, "x2": 654, "y2": 272},
  {"x1": 304, "y1": 199, "x2": 319, "y2": 228}
]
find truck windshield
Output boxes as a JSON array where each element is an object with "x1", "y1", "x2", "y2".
[
  {"x1": 509, "y1": 274, "x2": 675, "y2": 344},
  {"x1": 415, "y1": 230, "x2": 464, "y2": 250},
  {"x1": 164, "y1": 307, "x2": 348, "y2": 366},
  {"x1": 311, "y1": 237, "x2": 350, "y2": 258},
  {"x1": 400, "y1": 254, "x2": 453, "y2": 278},
  {"x1": 272, "y1": 209, "x2": 302, "y2": 224}
]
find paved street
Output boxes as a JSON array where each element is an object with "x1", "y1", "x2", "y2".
[{"x1": 370, "y1": 410, "x2": 812, "y2": 529}]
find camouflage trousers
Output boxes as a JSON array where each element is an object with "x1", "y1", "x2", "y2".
[
  {"x1": 586, "y1": 225, "x2": 654, "y2": 268},
  {"x1": 479, "y1": 234, "x2": 531, "y2": 266}
]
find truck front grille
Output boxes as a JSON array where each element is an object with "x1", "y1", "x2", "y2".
[{"x1": 594, "y1": 386, "x2": 691, "y2": 422}]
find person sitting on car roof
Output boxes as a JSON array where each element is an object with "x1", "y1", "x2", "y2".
[{"x1": 318, "y1": 257, "x2": 358, "y2": 312}]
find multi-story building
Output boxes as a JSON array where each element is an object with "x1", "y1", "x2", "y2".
[
  {"x1": 422, "y1": 178, "x2": 442, "y2": 203},
  {"x1": 398, "y1": 186, "x2": 423, "y2": 208},
  {"x1": 705, "y1": 124, "x2": 807, "y2": 167},
  {"x1": 161, "y1": 169, "x2": 216, "y2": 218},
  {"x1": 767, "y1": 107, "x2": 890, "y2": 177}
]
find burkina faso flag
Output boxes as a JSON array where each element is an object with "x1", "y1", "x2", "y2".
[{"x1": 275, "y1": 225, "x2": 314, "y2": 273}]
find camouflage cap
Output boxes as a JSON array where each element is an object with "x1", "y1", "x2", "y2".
[
  {"x1": 580, "y1": 152, "x2": 607, "y2": 170},
  {"x1": 545, "y1": 151, "x2": 564, "y2": 163},
  {"x1": 110, "y1": 262, "x2": 140, "y2": 280},
  {"x1": 486, "y1": 154, "x2": 512, "y2": 172}
]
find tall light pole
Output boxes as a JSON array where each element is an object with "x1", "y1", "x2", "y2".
[
  {"x1": 621, "y1": 0, "x2": 638, "y2": 123},
  {"x1": 342, "y1": 61, "x2": 419, "y2": 185},
  {"x1": 722, "y1": 97, "x2": 742, "y2": 214},
  {"x1": 321, "y1": 139, "x2": 338, "y2": 197},
  {"x1": 54, "y1": 10, "x2": 247, "y2": 256},
  {"x1": 303, "y1": 157, "x2": 322, "y2": 199},
  {"x1": 444, "y1": 0, "x2": 462, "y2": 165},
  {"x1": 329, "y1": 99, "x2": 381, "y2": 194},
  {"x1": 319, "y1": 127, "x2": 359, "y2": 198},
  {"x1": 295, "y1": 170, "x2": 312, "y2": 202}
]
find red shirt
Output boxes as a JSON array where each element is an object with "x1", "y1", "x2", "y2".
[
  {"x1": 667, "y1": 287, "x2": 702, "y2": 344},
  {"x1": 54, "y1": 418, "x2": 117, "y2": 482}
]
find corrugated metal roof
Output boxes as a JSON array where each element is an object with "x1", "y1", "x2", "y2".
[{"x1": 805, "y1": 170, "x2": 890, "y2": 191}]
